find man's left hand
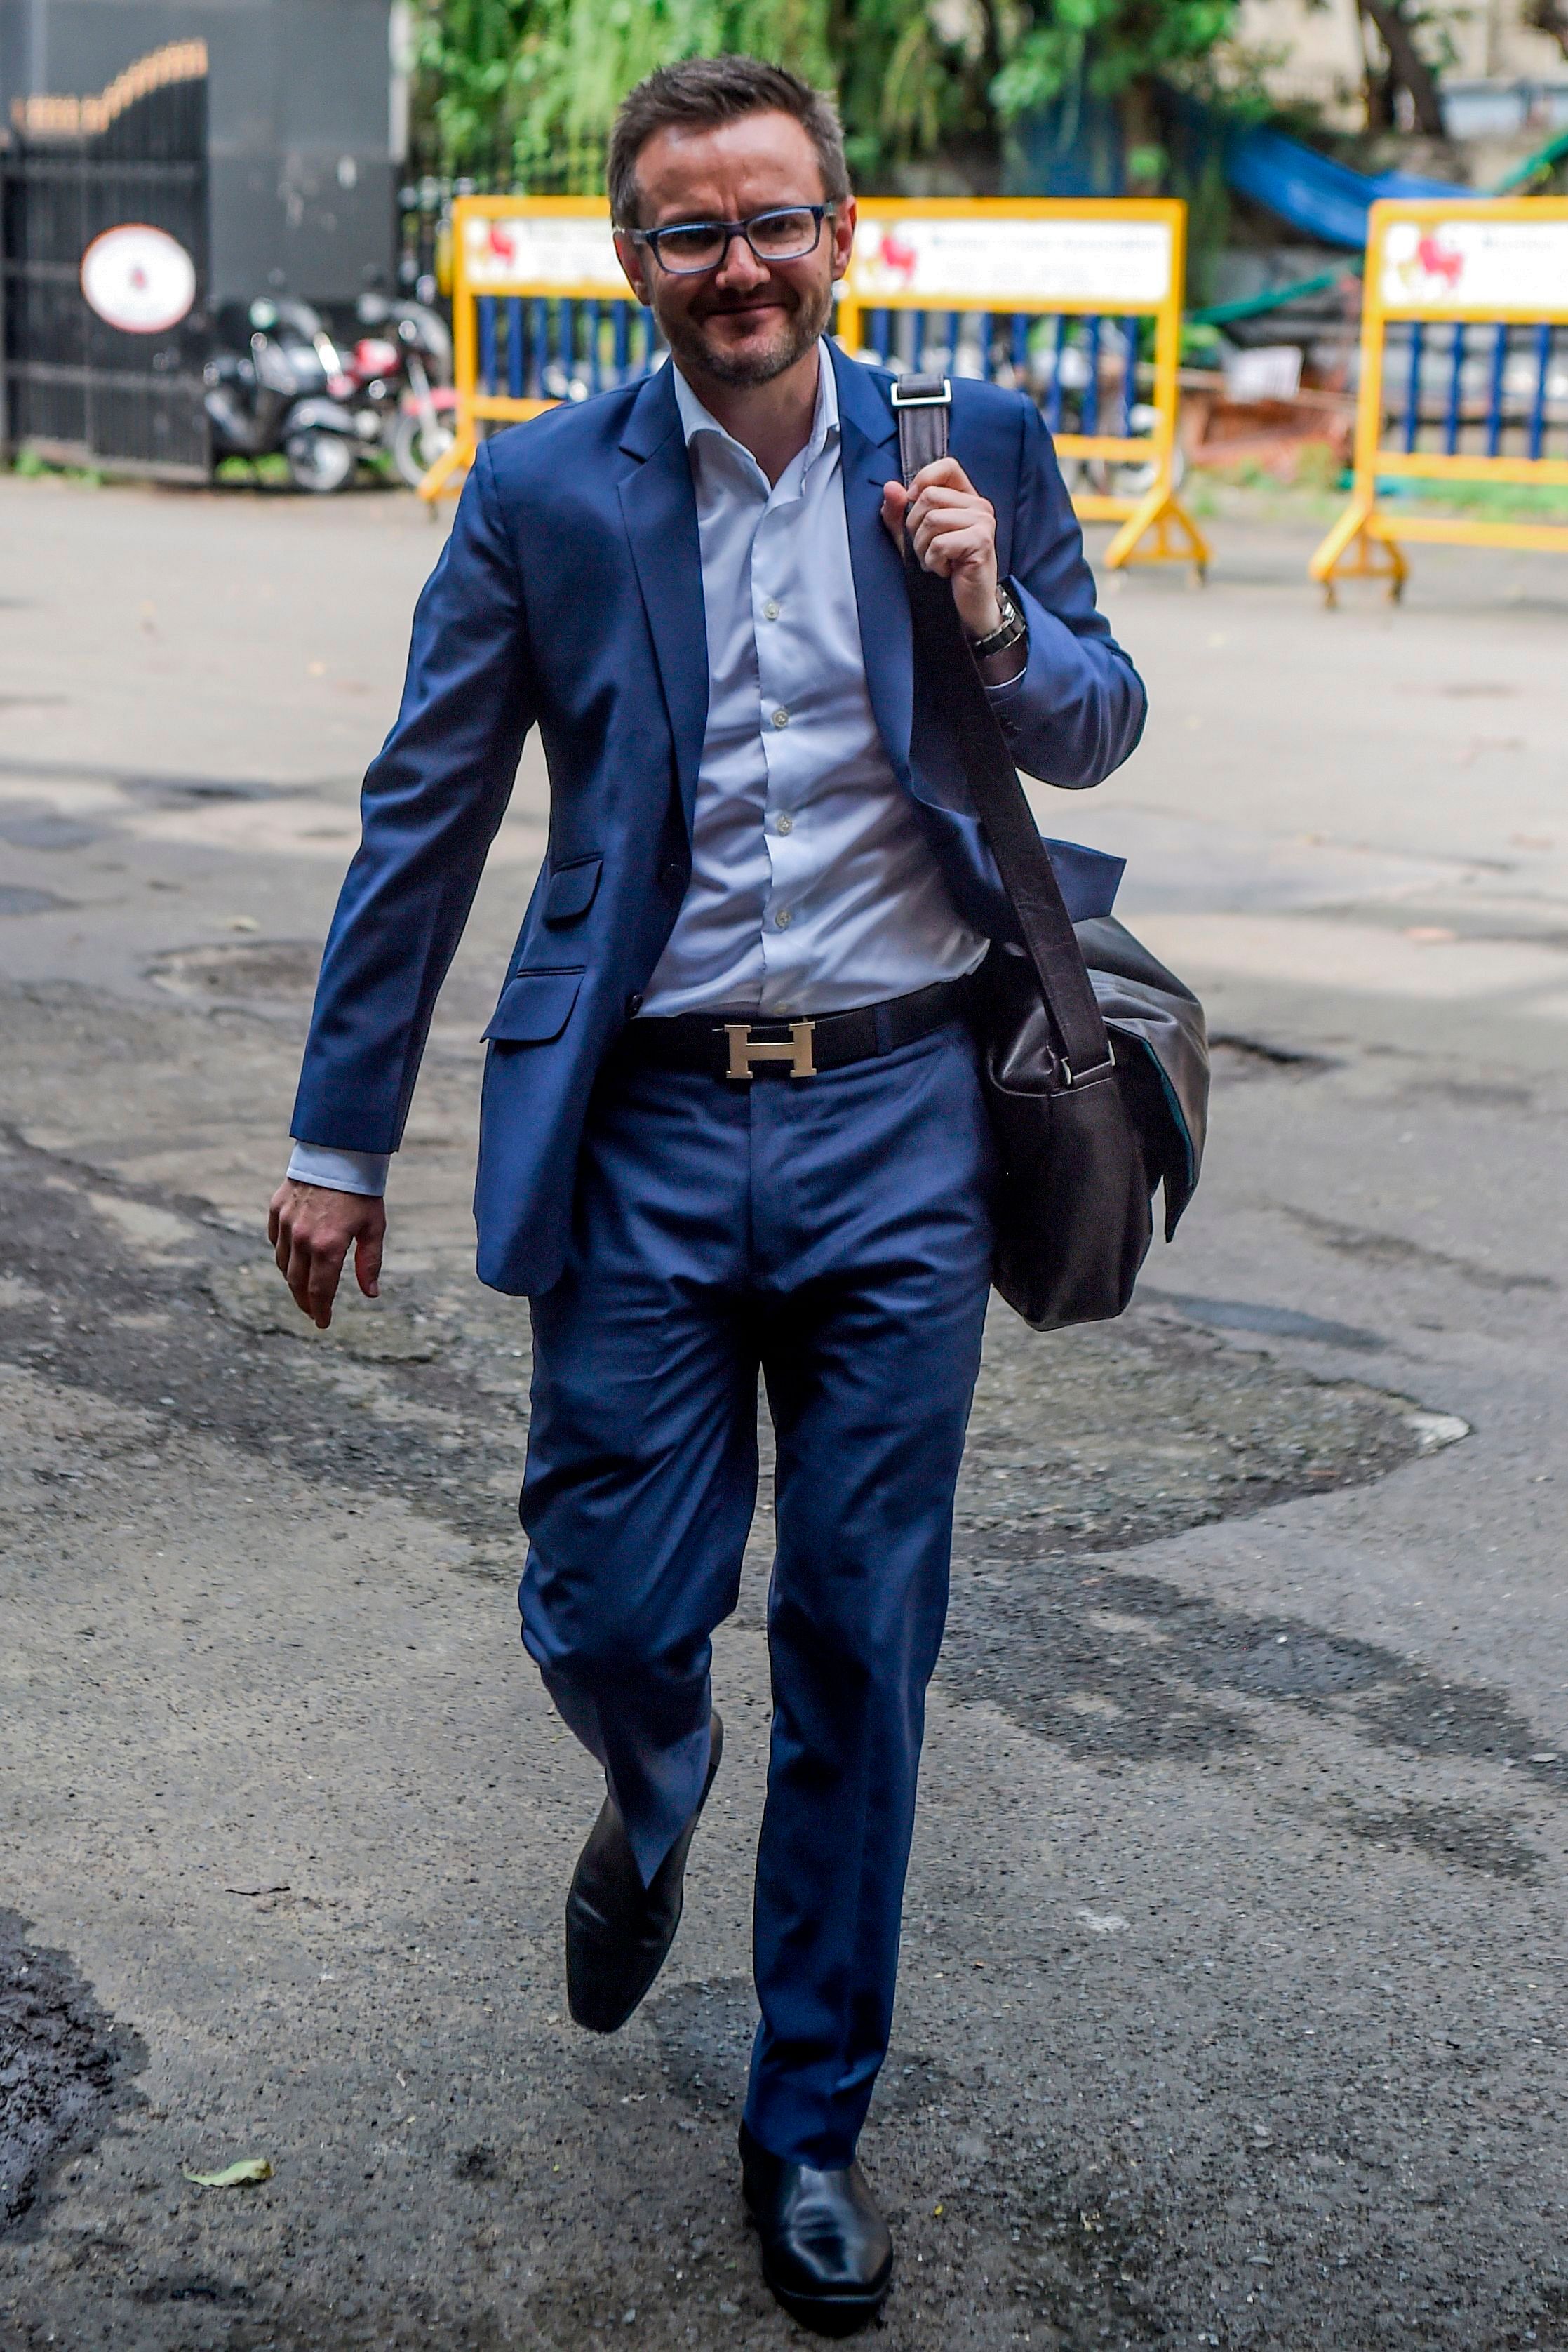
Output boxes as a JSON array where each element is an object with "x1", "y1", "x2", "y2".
[{"x1": 881, "y1": 458, "x2": 1003, "y2": 641}]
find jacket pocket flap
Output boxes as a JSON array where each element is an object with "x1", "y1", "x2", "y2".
[
  {"x1": 483, "y1": 969, "x2": 584, "y2": 1045},
  {"x1": 544, "y1": 854, "x2": 603, "y2": 925}
]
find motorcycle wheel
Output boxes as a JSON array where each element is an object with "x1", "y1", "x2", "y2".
[
  {"x1": 286, "y1": 429, "x2": 356, "y2": 494},
  {"x1": 391, "y1": 408, "x2": 457, "y2": 493}
]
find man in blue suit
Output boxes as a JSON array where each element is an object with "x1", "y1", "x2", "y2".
[{"x1": 271, "y1": 55, "x2": 1145, "y2": 2334}]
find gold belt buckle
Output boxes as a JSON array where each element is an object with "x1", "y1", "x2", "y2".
[{"x1": 724, "y1": 1018, "x2": 817, "y2": 1081}]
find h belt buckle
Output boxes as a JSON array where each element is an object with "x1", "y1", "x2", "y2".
[{"x1": 724, "y1": 1019, "x2": 817, "y2": 1081}]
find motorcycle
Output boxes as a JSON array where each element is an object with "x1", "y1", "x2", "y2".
[
  {"x1": 337, "y1": 291, "x2": 457, "y2": 490},
  {"x1": 204, "y1": 298, "x2": 378, "y2": 493}
]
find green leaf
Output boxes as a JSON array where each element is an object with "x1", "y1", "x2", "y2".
[{"x1": 182, "y1": 2158, "x2": 273, "y2": 2189}]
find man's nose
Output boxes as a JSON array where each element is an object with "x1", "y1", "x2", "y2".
[{"x1": 713, "y1": 230, "x2": 770, "y2": 295}]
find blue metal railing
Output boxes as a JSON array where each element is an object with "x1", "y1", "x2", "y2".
[
  {"x1": 1487, "y1": 325, "x2": 1509, "y2": 459},
  {"x1": 469, "y1": 296, "x2": 1159, "y2": 446},
  {"x1": 472, "y1": 293, "x2": 664, "y2": 402},
  {"x1": 1402, "y1": 321, "x2": 1424, "y2": 454},
  {"x1": 1385, "y1": 319, "x2": 1564, "y2": 460},
  {"x1": 852, "y1": 306, "x2": 1155, "y2": 441}
]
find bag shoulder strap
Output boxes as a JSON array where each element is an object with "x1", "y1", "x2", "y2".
[{"x1": 892, "y1": 375, "x2": 1113, "y2": 1083}]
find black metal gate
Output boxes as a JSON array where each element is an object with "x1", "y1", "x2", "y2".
[{"x1": 1, "y1": 42, "x2": 211, "y2": 479}]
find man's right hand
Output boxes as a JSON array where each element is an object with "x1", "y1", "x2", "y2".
[{"x1": 268, "y1": 1179, "x2": 386, "y2": 1330}]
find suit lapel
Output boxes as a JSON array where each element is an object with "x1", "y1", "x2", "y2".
[
  {"x1": 617, "y1": 367, "x2": 708, "y2": 840},
  {"x1": 831, "y1": 343, "x2": 916, "y2": 786}
]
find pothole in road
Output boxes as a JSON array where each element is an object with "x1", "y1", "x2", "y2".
[
  {"x1": 3, "y1": 1132, "x2": 1465, "y2": 1588},
  {"x1": 206, "y1": 1262, "x2": 443, "y2": 1362},
  {"x1": 4, "y1": 1008, "x2": 1531, "y2": 1829},
  {"x1": 956, "y1": 1302, "x2": 1454, "y2": 1559},
  {"x1": 0, "y1": 1911, "x2": 142, "y2": 2232},
  {"x1": 146, "y1": 939, "x2": 321, "y2": 1005},
  {"x1": 0, "y1": 978, "x2": 1471, "y2": 1589},
  {"x1": 936, "y1": 1306, "x2": 1534, "y2": 1793}
]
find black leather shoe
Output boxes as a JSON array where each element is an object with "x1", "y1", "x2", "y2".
[
  {"x1": 564, "y1": 1711, "x2": 723, "y2": 2034},
  {"x1": 739, "y1": 2118, "x2": 893, "y2": 2336}
]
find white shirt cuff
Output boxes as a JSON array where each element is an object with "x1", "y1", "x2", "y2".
[{"x1": 286, "y1": 1141, "x2": 389, "y2": 1197}]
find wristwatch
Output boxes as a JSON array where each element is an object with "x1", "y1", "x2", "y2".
[{"x1": 967, "y1": 584, "x2": 1026, "y2": 661}]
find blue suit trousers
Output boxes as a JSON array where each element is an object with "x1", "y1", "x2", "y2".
[{"x1": 518, "y1": 1020, "x2": 994, "y2": 2167}]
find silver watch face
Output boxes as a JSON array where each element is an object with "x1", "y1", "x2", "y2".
[{"x1": 977, "y1": 589, "x2": 1021, "y2": 647}]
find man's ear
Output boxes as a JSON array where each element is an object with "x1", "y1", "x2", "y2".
[
  {"x1": 831, "y1": 195, "x2": 857, "y2": 284},
  {"x1": 614, "y1": 230, "x2": 652, "y2": 309}
]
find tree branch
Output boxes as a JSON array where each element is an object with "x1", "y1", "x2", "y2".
[
  {"x1": 1358, "y1": 0, "x2": 1447, "y2": 137},
  {"x1": 1524, "y1": 0, "x2": 1568, "y2": 61}
]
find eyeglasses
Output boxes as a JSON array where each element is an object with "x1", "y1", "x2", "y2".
[{"x1": 629, "y1": 204, "x2": 836, "y2": 278}]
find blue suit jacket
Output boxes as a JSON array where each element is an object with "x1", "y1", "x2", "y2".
[{"x1": 291, "y1": 342, "x2": 1148, "y2": 1296}]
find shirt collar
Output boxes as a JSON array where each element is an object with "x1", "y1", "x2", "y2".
[{"x1": 670, "y1": 340, "x2": 838, "y2": 474}]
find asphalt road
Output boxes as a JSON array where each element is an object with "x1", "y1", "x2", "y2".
[{"x1": 1, "y1": 470, "x2": 1566, "y2": 2352}]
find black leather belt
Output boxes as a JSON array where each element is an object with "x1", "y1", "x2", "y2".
[{"x1": 614, "y1": 977, "x2": 971, "y2": 1081}]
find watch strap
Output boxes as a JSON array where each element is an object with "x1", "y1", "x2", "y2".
[{"x1": 967, "y1": 585, "x2": 1026, "y2": 658}]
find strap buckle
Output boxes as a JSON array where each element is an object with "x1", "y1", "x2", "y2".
[
  {"x1": 724, "y1": 1019, "x2": 817, "y2": 1081},
  {"x1": 889, "y1": 376, "x2": 952, "y2": 408}
]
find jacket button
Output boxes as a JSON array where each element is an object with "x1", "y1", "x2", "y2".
[
  {"x1": 660, "y1": 860, "x2": 686, "y2": 893},
  {"x1": 625, "y1": 992, "x2": 643, "y2": 1017}
]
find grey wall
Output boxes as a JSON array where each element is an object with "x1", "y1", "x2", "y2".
[{"x1": 1, "y1": 0, "x2": 401, "y2": 305}]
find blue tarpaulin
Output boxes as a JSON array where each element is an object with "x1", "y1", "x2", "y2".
[{"x1": 1223, "y1": 123, "x2": 1462, "y2": 249}]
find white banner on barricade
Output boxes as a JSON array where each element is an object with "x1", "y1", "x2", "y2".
[
  {"x1": 461, "y1": 211, "x2": 623, "y2": 295},
  {"x1": 1379, "y1": 216, "x2": 1568, "y2": 315},
  {"x1": 851, "y1": 212, "x2": 1174, "y2": 311}
]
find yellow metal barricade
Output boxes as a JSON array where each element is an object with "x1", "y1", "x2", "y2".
[
  {"x1": 1311, "y1": 196, "x2": 1568, "y2": 602},
  {"x1": 417, "y1": 194, "x2": 634, "y2": 500},
  {"x1": 836, "y1": 197, "x2": 1207, "y2": 575},
  {"x1": 424, "y1": 192, "x2": 1209, "y2": 580}
]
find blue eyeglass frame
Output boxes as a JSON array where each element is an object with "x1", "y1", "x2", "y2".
[{"x1": 628, "y1": 203, "x2": 836, "y2": 276}]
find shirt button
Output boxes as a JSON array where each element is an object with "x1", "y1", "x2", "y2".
[
  {"x1": 775, "y1": 813, "x2": 793, "y2": 835},
  {"x1": 763, "y1": 599, "x2": 781, "y2": 621},
  {"x1": 774, "y1": 908, "x2": 792, "y2": 929},
  {"x1": 771, "y1": 707, "x2": 789, "y2": 729}
]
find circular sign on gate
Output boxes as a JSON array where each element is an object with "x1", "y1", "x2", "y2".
[{"x1": 80, "y1": 223, "x2": 196, "y2": 334}]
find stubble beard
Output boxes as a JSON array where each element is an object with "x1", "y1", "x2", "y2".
[{"x1": 657, "y1": 272, "x2": 834, "y2": 390}]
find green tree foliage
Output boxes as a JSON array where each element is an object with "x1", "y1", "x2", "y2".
[
  {"x1": 413, "y1": 0, "x2": 1250, "y2": 182},
  {"x1": 991, "y1": 0, "x2": 1239, "y2": 123},
  {"x1": 415, "y1": 0, "x2": 526, "y2": 166},
  {"x1": 417, "y1": 0, "x2": 833, "y2": 172},
  {"x1": 833, "y1": 0, "x2": 1002, "y2": 178}
]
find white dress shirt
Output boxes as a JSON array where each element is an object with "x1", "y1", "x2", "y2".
[
  {"x1": 638, "y1": 351, "x2": 984, "y2": 1017},
  {"x1": 289, "y1": 343, "x2": 989, "y2": 1198}
]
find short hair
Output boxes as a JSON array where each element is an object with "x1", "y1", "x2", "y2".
[{"x1": 608, "y1": 56, "x2": 850, "y2": 230}]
